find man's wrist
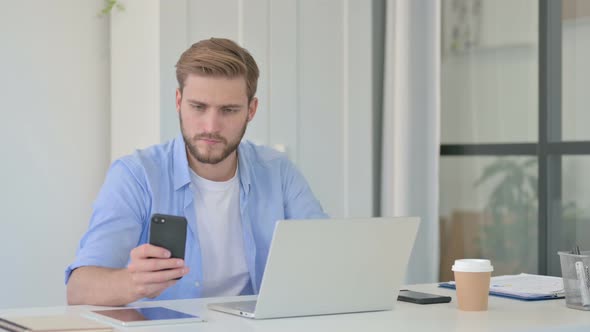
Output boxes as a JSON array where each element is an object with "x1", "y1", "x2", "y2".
[{"x1": 118, "y1": 268, "x2": 140, "y2": 305}]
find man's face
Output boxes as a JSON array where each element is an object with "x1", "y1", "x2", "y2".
[{"x1": 176, "y1": 74, "x2": 257, "y2": 165}]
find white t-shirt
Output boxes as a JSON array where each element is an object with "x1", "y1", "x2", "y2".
[{"x1": 190, "y1": 167, "x2": 250, "y2": 297}]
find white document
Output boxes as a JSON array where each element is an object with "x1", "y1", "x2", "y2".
[
  {"x1": 489, "y1": 273, "x2": 564, "y2": 297},
  {"x1": 442, "y1": 273, "x2": 564, "y2": 299}
]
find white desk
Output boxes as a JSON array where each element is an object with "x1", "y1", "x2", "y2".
[{"x1": 1, "y1": 284, "x2": 589, "y2": 332}]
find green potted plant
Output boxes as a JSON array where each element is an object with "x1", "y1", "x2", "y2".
[{"x1": 474, "y1": 157, "x2": 538, "y2": 274}]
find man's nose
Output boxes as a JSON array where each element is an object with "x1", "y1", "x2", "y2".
[{"x1": 202, "y1": 110, "x2": 222, "y2": 133}]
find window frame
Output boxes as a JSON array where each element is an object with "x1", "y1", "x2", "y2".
[{"x1": 439, "y1": 0, "x2": 590, "y2": 275}]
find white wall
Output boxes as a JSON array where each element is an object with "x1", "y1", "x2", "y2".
[
  {"x1": 110, "y1": 0, "x2": 160, "y2": 160},
  {"x1": 0, "y1": 1, "x2": 110, "y2": 308}
]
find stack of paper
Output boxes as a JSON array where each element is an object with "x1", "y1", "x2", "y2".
[{"x1": 439, "y1": 273, "x2": 565, "y2": 301}]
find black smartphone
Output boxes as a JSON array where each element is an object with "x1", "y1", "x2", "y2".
[
  {"x1": 397, "y1": 290, "x2": 452, "y2": 305},
  {"x1": 148, "y1": 213, "x2": 187, "y2": 261}
]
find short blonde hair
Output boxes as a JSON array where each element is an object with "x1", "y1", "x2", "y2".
[{"x1": 175, "y1": 38, "x2": 259, "y2": 101}]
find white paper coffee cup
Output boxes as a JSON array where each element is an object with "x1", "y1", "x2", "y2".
[{"x1": 452, "y1": 259, "x2": 493, "y2": 311}]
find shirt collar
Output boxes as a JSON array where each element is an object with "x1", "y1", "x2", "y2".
[
  {"x1": 173, "y1": 135, "x2": 191, "y2": 191},
  {"x1": 237, "y1": 142, "x2": 252, "y2": 194},
  {"x1": 173, "y1": 135, "x2": 252, "y2": 193}
]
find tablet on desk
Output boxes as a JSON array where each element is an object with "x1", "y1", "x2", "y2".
[{"x1": 86, "y1": 306, "x2": 204, "y2": 327}]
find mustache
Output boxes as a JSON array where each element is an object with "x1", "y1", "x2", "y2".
[{"x1": 194, "y1": 133, "x2": 227, "y2": 143}]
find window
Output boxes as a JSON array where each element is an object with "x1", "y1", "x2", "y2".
[{"x1": 440, "y1": 0, "x2": 590, "y2": 278}]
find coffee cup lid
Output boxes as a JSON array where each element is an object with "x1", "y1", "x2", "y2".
[{"x1": 452, "y1": 259, "x2": 494, "y2": 272}]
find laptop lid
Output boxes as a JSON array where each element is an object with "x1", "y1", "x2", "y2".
[{"x1": 249, "y1": 217, "x2": 419, "y2": 319}]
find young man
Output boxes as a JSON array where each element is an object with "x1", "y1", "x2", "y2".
[{"x1": 66, "y1": 38, "x2": 327, "y2": 306}]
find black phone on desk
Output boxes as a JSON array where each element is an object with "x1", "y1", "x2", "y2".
[
  {"x1": 397, "y1": 290, "x2": 452, "y2": 304},
  {"x1": 149, "y1": 213, "x2": 187, "y2": 261}
]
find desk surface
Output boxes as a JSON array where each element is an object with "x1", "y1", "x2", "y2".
[{"x1": 1, "y1": 284, "x2": 589, "y2": 332}]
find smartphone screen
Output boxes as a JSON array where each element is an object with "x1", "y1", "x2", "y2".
[{"x1": 398, "y1": 290, "x2": 452, "y2": 304}]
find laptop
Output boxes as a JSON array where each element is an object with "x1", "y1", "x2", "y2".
[{"x1": 208, "y1": 217, "x2": 419, "y2": 319}]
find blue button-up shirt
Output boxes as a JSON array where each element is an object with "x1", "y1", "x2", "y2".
[{"x1": 65, "y1": 136, "x2": 328, "y2": 300}]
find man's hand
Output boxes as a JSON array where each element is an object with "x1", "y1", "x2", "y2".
[
  {"x1": 126, "y1": 244, "x2": 190, "y2": 300},
  {"x1": 67, "y1": 244, "x2": 190, "y2": 306}
]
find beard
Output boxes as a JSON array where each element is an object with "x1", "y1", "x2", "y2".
[{"x1": 180, "y1": 111, "x2": 248, "y2": 165}]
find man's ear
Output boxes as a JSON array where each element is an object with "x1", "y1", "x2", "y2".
[
  {"x1": 247, "y1": 97, "x2": 258, "y2": 122},
  {"x1": 175, "y1": 88, "x2": 182, "y2": 113}
]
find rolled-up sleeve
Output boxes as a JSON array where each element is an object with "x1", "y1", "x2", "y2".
[{"x1": 64, "y1": 159, "x2": 150, "y2": 284}]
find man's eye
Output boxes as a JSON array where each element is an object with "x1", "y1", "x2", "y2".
[
  {"x1": 223, "y1": 108, "x2": 238, "y2": 113},
  {"x1": 191, "y1": 104, "x2": 205, "y2": 110}
]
